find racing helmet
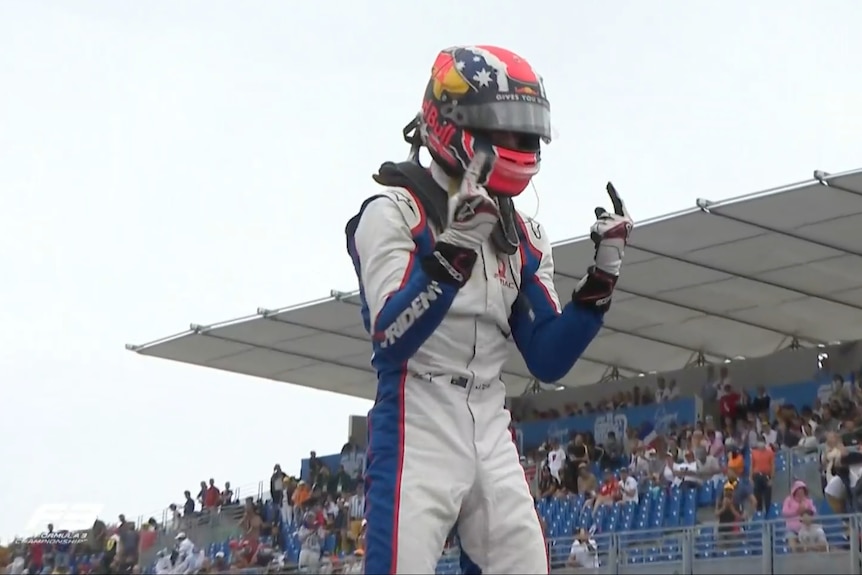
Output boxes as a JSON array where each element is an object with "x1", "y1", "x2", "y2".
[{"x1": 416, "y1": 45, "x2": 552, "y2": 196}]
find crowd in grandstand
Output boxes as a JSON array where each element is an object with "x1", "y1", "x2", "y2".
[{"x1": 4, "y1": 363, "x2": 862, "y2": 574}]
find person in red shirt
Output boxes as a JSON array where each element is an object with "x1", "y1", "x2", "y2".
[
  {"x1": 719, "y1": 384, "x2": 741, "y2": 427},
  {"x1": 204, "y1": 479, "x2": 221, "y2": 509},
  {"x1": 139, "y1": 523, "x2": 158, "y2": 553},
  {"x1": 593, "y1": 469, "x2": 620, "y2": 512},
  {"x1": 28, "y1": 540, "x2": 44, "y2": 574}
]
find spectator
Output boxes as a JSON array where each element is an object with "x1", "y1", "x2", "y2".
[
  {"x1": 749, "y1": 386, "x2": 771, "y2": 417},
  {"x1": 538, "y1": 466, "x2": 561, "y2": 500},
  {"x1": 90, "y1": 518, "x2": 107, "y2": 554},
  {"x1": 331, "y1": 495, "x2": 350, "y2": 554},
  {"x1": 182, "y1": 490, "x2": 195, "y2": 518},
  {"x1": 723, "y1": 468, "x2": 756, "y2": 518},
  {"x1": 601, "y1": 432, "x2": 623, "y2": 469},
  {"x1": 672, "y1": 449, "x2": 702, "y2": 491},
  {"x1": 689, "y1": 429, "x2": 708, "y2": 453},
  {"x1": 308, "y1": 451, "x2": 323, "y2": 485},
  {"x1": 167, "y1": 504, "x2": 181, "y2": 532},
  {"x1": 323, "y1": 494, "x2": 340, "y2": 524},
  {"x1": 818, "y1": 406, "x2": 840, "y2": 439},
  {"x1": 566, "y1": 434, "x2": 590, "y2": 487},
  {"x1": 660, "y1": 451, "x2": 677, "y2": 487},
  {"x1": 716, "y1": 365, "x2": 732, "y2": 394},
  {"x1": 26, "y1": 532, "x2": 45, "y2": 575},
  {"x1": 195, "y1": 481, "x2": 207, "y2": 507},
  {"x1": 203, "y1": 478, "x2": 221, "y2": 510},
  {"x1": 761, "y1": 420, "x2": 778, "y2": 449},
  {"x1": 619, "y1": 467, "x2": 638, "y2": 504},
  {"x1": 53, "y1": 527, "x2": 72, "y2": 571},
  {"x1": 139, "y1": 519, "x2": 158, "y2": 555},
  {"x1": 347, "y1": 484, "x2": 365, "y2": 553},
  {"x1": 116, "y1": 520, "x2": 139, "y2": 574},
  {"x1": 775, "y1": 419, "x2": 798, "y2": 449},
  {"x1": 705, "y1": 417, "x2": 725, "y2": 457},
  {"x1": 719, "y1": 383, "x2": 741, "y2": 427},
  {"x1": 329, "y1": 465, "x2": 354, "y2": 496},
  {"x1": 212, "y1": 550, "x2": 228, "y2": 572},
  {"x1": 221, "y1": 481, "x2": 234, "y2": 506},
  {"x1": 293, "y1": 480, "x2": 312, "y2": 523},
  {"x1": 783, "y1": 481, "x2": 816, "y2": 549},
  {"x1": 239, "y1": 498, "x2": 263, "y2": 546},
  {"x1": 271, "y1": 464, "x2": 287, "y2": 508},
  {"x1": 822, "y1": 431, "x2": 849, "y2": 513},
  {"x1": 715, "y1": 484, "x2": 743, "y2": 548},
  {"x1": 297, "y1": 512, "x2": 323, "y2": 573},
  {"x1": 281, "y1": 475, "x2": 297, "y2": 526},
  {"x1": 314, "y1": 465, "x2": 332, "y2": 494},
  {"x1": 726, "y1": 443, "x2": 745, "y2": 477},
  {"x1": 702, "y1": 365, "x2": 719, "y2": 403},
  {"x1": 94, "y1": 530, "x2": 120, "y2": 575},
  {"x1": 577, "y1": 464, "x2": 598, "y2": 508},
  {"x1": 340, "y1": 438, "x2": 365, "y2": 480},
  {"x1": 546, "y1": 439, "x2": 567, "y2": 483},
  {"x1": 623, "y1": 427, "x2": 641, "y2": 459},
  {"x1": 565, "y1": 528, "x2": 599, "y2": 569},
  {"x1": 696, "y1": 447, "x2": 722, "y2": 481},
  {"x1": 173, "y1": 532, "x2": 202, "y2": 574},
  {"x1": 743, "y1": 415, "x2": 760, "y2": 448},
  {"x1": 593, "y1": 469, "x2": 619, "y2": 511},
  {"x1": 793, "y1": 509, "x2": 828, "y2": 552},
  {"x1": 750, "y1": 440, "x2": 775, "y2": 512},
  {"x1": 629, "y1": 446, "x2": 652, "y2": 480}
]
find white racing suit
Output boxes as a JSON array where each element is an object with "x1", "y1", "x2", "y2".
[{"x1": 347, "y1": 162, "x2": 604, "y2": 574}]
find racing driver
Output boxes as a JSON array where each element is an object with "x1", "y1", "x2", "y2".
[{"x1": 345, "y1": 45, "x2": 634, "y2": 574}]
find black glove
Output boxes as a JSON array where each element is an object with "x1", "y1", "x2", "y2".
[
  {"x1": 421, "y1": 242, "x2": 479, "y2": 286},
  {"x1": 572, "y1": 266, "x2": 618, "y2": 311},
  {"x1": 421, "y1": 152, "x2": 498, "y2": 287}
]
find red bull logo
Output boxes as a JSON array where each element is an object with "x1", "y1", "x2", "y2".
[
  {"x1": 422, "y1": 98, "x2": 456, "y2": 150},
  {"x1": 430, "y1": 51, "x2": 472, "y2": 100}
]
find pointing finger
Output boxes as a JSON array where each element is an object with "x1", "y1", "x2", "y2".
[
  {"x1": 460, "y1": 150, "x2": 495, "y2": 198},
  {"x1": 606, "y1": 182, "x2": 626, "y2": 217}
]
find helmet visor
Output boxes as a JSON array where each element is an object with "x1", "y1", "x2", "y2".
[{"x1": 458, "y1": 100, "x2": 552, "y2": 143}]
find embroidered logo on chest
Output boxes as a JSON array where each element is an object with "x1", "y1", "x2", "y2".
[{"x1": 494, "y1": 259, "x2": 517, "y2": 290}]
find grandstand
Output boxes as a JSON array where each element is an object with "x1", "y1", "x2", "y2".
[{"x1": 101, "y1": 166, "x2": 862, "y2": 573}]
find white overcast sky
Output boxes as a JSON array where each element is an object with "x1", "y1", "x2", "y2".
[{"x1": 1, "y1": 0, "x2": 861, "y2": 541}]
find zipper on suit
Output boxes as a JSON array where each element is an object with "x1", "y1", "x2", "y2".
[{"x1": 463, "y1": 246, "x2": 485, "y2": 448}]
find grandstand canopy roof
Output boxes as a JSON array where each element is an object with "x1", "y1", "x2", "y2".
[{"x1": 128, "y1": 168, "x2": 862, "y2": 399}]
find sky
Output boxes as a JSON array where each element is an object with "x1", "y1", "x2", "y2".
[{"x1": 1, "y1": 0, "x2": 861, "y2": 542}]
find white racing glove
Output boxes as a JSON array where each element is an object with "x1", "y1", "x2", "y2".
[
  {"x1": 572, "y1": 182, "x2": 633, "y2": 311},
  {"x1": 421, "y1": 151, "x2": 500, "y2": 286}
]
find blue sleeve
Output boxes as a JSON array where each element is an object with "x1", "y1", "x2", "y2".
[
  {"x1": 509, "y1": 216, "x2": 604, "y2": 383},
  {"x1": 510, "y1": 292, "x2": 604, "y2": 383},
  {"x1": 351, "y1": 194, "x2": 459, "y2": 368},
  {"x1": 369, "y1": 266, "x2": 459, "y2": 365}
]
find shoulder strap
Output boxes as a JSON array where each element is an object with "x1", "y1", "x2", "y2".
[
  {"x1": 372, "y1": 161, "x2": 449, "y2": 231},
  {"x1": 345, "y1": 161, "x2": 450, "y2": 255}
]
